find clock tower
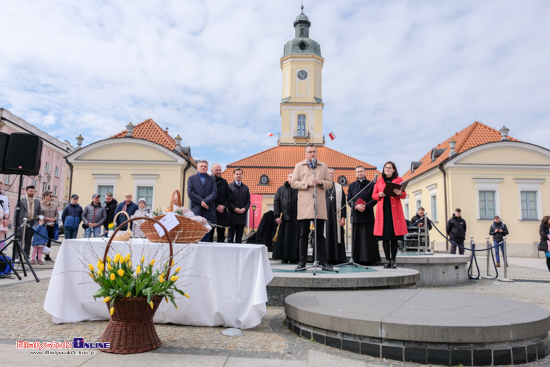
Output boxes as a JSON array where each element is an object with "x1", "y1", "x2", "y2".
[{"x1": 279, "y1": 6, "x2": 325, "y2": 146}]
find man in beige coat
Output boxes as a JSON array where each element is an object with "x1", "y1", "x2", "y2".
[{"x1": 291, "y1": 144, "x2": 334, "y2": 271}]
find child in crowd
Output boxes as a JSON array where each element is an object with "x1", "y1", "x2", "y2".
[{"x1": 31, "y1": 215, "x2": 48, "y2": 265}]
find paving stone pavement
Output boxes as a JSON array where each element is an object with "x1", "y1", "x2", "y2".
[{"x1": 1, "y1": 243, "x2": 550, "y2": 366}]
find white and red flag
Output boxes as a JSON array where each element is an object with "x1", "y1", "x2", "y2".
[
  {"x1": 328, "y1": 131, "x2": 336, "y2": 140},
  {"x1": 267, "y1": 132, "x2": 274, "y2": 137}
]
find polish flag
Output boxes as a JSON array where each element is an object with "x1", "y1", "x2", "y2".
[
  {"x1": 328, "y1": 131, "x2": 336, "y2": 140},
  {"x1": 267, "y1": 132, "x2": 274, "y2": 137}
]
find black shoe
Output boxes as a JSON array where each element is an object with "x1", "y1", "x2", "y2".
[
  {"x1": 295, "y1": 263, "x2": 306, "y2": 272},
  {"x1": 44, "y1": 255, "x2": 52, "y2": 261},
  {"x1": 391, "y1": 261, "x2": 397, "y2": 269},
  {"x1": 384, "y1": 261, "x2": 391, "y2": 269},
  {"x1": 320, "y1": 262, "x2": 333, "y2": 271}
]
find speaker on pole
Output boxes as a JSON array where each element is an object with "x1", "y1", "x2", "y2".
[{"x1": 3, "y1": 133, "x2": 43, "y2": 176}]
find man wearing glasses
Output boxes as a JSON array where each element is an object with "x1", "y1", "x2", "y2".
[{"x1": 291, "y1": 144, "x2": 334, "y2": 271}]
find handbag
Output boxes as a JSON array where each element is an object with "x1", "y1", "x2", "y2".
[
  {"x1": 82, "y1": 222, "x2": 89, "y2": 230},
  {"x1": 546, "y1": 251, "x2": 550, "y2": 258},
  {"x1": 53, "y1": 222, "x2": 59, "y2": 240}
]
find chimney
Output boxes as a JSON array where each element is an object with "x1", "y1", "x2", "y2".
[
  {"x1": 126, "y1": 122, "x2": 135, "y2": 137},
  {"x1": 499, "y1": 126, "x2": 510, "y2": 141},
  {"x1": 449, "y1": 138, "x2": 457, "y2": 158},
  {"x1": 174, "y1": 134, "x2": 182, "y2": 151}
]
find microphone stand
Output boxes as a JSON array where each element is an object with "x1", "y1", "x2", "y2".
[
  {"x1": 303, "y1": 159, "x2": 338, "y2": 275},
  {"x1": 335, "y1": 175, "x2": 377, "y2": 268}
]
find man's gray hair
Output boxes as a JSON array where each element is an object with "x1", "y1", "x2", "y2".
[
  {"x1": 106, "y1": 192, "x2": 113, "y2": 197},
  {"x1": 196, "y1": 160, "x2": 209, "y2": 165}
]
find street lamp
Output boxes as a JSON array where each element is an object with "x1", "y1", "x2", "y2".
[
  {"x1": 37, "y1": 173, "x2": 51, "y2": 196},
  {"x1": 251, "y1": 204, "x2": 257, "y2": 230}
]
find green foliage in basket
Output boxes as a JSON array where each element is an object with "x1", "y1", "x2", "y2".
[{"x1": 88, "y1": 254, "x2": 189, "y2": 315}]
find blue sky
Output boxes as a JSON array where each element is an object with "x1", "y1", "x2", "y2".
[{"x1": 1, "y1": 0, "x2": 549, "y2": 173}]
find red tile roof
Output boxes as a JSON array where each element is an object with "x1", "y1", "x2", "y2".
[
  {"x1": 110, "y1": 119, "x2": 194, "y2": 163},
  {"x1": 111, "y1": 119, "x2": 176, "y2": 150},
  {"x1": 222, "y1": 145, "x2": 378, "y2": 195},
  {"x1": 402, "y1": 121, "x2": 519, "y2": 181}
]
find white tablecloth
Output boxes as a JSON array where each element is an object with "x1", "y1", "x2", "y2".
[{"x1": 43, "y1": 238, "x2": 273, "y2": 329}]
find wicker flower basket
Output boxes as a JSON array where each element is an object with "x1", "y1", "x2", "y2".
[
  {"x1": 140, "y1": 214, "x2": 209, "y2": 243},
  {"x1": 99, "y1": 216, "x2": 174, "y2": 354},
  {"x1": 112, "y1": 211, "x2": 132, "y2": 241}
]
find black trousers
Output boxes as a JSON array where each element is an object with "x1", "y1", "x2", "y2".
[
  {"x1": 209, "y1": 226, "x2": 226, "y2": 243},
  {"x1": 450, "y1": 240, "x2": 465, "y2": 255},
  {"x1": 298, "y1": 219, "x2": 327, "y2": 264},
  {"x1": 227, "y1": 225, "x2": 244, "y2": 243},
  {"x1": 19, "y1": 221, "x2": 35, "y2": 257},
  {"x1": 382, "y1": 240, "x2": 398, "y2": 262}
]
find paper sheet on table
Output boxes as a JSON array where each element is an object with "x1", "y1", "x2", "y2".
[{"x1": 154, "y1": 212, "x2": 179, "y2": 236}]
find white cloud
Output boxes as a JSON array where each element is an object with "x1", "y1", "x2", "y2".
[{"x1": 0, "y1": 0, "x2": 548, "y2": 174}]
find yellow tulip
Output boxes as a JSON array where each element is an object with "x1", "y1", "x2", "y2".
[
  {"x1": 150, "y1": 301, "x2": 154, "y2": 309},
  {"x1": 98, "y1": 263, "x2": 105, "y2": 272},
  {"x1": 150, "y1": 259, "x2": 156, "y2": 266},
  {"x1": 89, "y1": 273, "x2": 94, "y2": 279},
  {"x1": 110, "y1": 307, "x2": 114, "y2": 315},
  {"x1": 107, "y1": 256, "x2": 112, "y2": 263},
  {"x1": 171, "y1": 259, "x2": 174, "y2": 266},
  {"x1": 110, "y1": 273, "x2": 116, "y2": 281},
  {"x1": 98, "y1": 270, "x2": 103, "y2": 277},
  {"x1": 107, "y1": 263, "x2": 113, "y2": 271},
  {"x1": 159, "y1": 275, "x2": 165, "y2": 283},
  {"x1": 108, "y1": 222, "x2": 114, "y2": 229},
  {"x1": 126, "y1": 254, "x2": 131, "y2": 262},
  {"x1": 184, "y1": 293, "x2": 190, "y2": 298},
  {"x1": 97, "y1": 260, "x2": 102, "y2": 268},
  {"x1": 88, "y1": 264, "x2": 94, "y2": 271},
  {"x1": 175, "y1": 307, "x2": 178, "y2": 310},
  {"x1": 174, "y1": 267, "x2": 181, "y2": 273},
  {"x1": 165, "y1": 296, "x2": 169, "y2": 303},
  {"x1": 136, "y1": 265, "x2": 141, "y2": 274},
  {"x1": 128, "y1": 260, "x2": 132, "y2": 267},
  {"x1": 120, "y1": 256, "x2": 125, "y2": 264},
  {"x1": 170, "y1": 276, "x2": 178, "y2": 282},
  {"x1": 126, "y1": 292, "x2": 131, "y2": 298},
  {"x1": 114, "y1": 254, "x2": 121, "y2": 263},
  {"x1": 117, "y1": 269, "x2": 125, "y2": 277},
  {"x1": 103, "y1": 296, "x2": 111, "y2": 303},
  {"x1": 141, "y1": 255, "x2": 145, "y2": 263}
]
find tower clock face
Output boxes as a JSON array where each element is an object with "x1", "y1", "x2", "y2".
[{"x1": 297, "y1": 70, "x2": 308, "y2": 80}]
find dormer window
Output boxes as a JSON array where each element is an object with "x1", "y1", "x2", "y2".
[
  {"x1": 431, "y1": 148, "x2": 446, "y2": 162},
  {"x1": 258, "y1": 174, "x2": 270, "y2": 186},
  {"x1": 338, "y1": 175, "x2": 348, "y2": 186},
  {"x1": 410, "y1": 161, "x2": 423, "y2": 173}
]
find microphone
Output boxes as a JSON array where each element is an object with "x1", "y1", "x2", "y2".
[{"x1": 311, "y1": 158, "x2": 317, "y2": 168}]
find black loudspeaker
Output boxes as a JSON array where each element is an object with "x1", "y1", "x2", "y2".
[
  {"x1": 3, "y1": 133, "x2": 43, "y2": 176},
  {"x1": 0, "y1": 132, "x2": 9, "y2": 173}
]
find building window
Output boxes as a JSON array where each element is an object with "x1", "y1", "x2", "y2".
[
  {"x1": 67, "y1": 169, "x2": 71, "y2": 179},
  {"x1": 98, "y1": 185, "x2": 114, "y2": 199},
  {"x1": 4, "y1": 175, "x2": 10, "y2": 184},
  {"x1": 430, "y1": 195, "x2": 437, "y2": 221},
  {"x1": 297, "y1": 115, "x2": 306, "y2": 137},
  {"x1": 45, "y1": 162, "x2": 51, "y2": 174},
  {"x1": 65, "y1": 187, "x2": 68, "y2": 196},
  {"x1": 521, "y1": 191, "x2": 538, "y2": 220},
  {"x1": 55, "y1": 166, "x2": 60, "y2": 177},
  {"x1": 137, "y1": 186, "x2": 154, "y2": 207},
  {"x1": 53, "y1": 186, "x2": 58, "y2": 196},
  {"x1": 474, "y1": 178, "x2": 502, "y2": 220},
  {"x1": 515, "y1": 179, "x2": 543, "y2": 221},
  {"x1": 32, "y1": 179, "x2": 37, "y2": 187},
  {"x1": 479, "y1": 191, "x2": 496, "y2": 219},
  {"x1": 404, "y1": 203, "x2": 409, "y2": 220}
]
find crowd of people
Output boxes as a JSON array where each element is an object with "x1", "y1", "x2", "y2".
[{"x1": 2, "y1": 152, "x2": 550, "y2": 273}]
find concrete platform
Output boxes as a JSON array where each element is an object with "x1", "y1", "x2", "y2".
[
  {"x1": 284, "y1": 289, "x2": 550, "y2": 365},
  {"x1": 394, "y1": 253, "x2": 470, "y2": 286},
  {"x1": 267, "y1": 261, "x2": 419, "y2": 306}
]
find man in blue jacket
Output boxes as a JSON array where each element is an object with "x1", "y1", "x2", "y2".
[
  {"x1": 62, "y1": 194, "x2": 83, "y2": 239},
  {"x1": 114, "y1": 193, "x2": 139, "y2": 230}
]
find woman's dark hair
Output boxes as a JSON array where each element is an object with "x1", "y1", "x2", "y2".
[
  {"x1": 542, "y1": 216, "x2": 550, "y2": 227},
  {"x1": 381, "y1": 161, "x2": 398, "y2": 180}
]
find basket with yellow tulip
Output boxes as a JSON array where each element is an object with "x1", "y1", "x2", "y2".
[{"x1": 88, "y1": 217, "x2": 189, "y2": 354}]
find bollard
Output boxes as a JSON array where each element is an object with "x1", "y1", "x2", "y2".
[
  {"x1": 481, "y1": 236, "x2": 495, "y2": 279},
  {"x1": 498, "y1": 236, "x2": 514, "y2": 282},
  {"x1": 468, "y1": 236, "x2": 475, "y2": 278}
]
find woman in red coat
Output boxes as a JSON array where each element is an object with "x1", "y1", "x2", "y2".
[{"x1": 372, "y1": 161, "x2": 408, "y2": 268}]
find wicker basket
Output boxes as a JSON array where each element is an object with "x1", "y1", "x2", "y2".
[
  {"x1": 112, "y1": 211, "x2": 132, "y2": 241},
  {"x1": 99, "y1": 216, "x2": 174, "y2": 354},
  {"x1": 140, "y1": 214, "x2": 209, "y2": 243}
]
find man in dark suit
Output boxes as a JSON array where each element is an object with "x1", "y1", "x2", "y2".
[
  {"x1": 209, "y1": 163, "x2": 231, "y2": 242},
  {"x1": 227, "y1": 168, "x2": 250, "y2": 243},
  {"x1": 18, "y1": 185, "x2": 41, "y2": 257},
  {"x1": 348, "y1": 166, "x2": 379, "y2": 265},
  {"x1": 187, "y1": 160, "x2": 218, "y2": 242}
]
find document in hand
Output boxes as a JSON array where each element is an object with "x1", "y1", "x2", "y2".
[{"x1": 383, "y1": 180, "x2": 409, "y2": 197}]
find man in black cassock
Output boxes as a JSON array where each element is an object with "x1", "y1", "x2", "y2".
[
  {"x1": 325, "y1": 168, "x2": 347, "y2": 264},
  {"x1": 273, "y1": 172, "x2": 299, "y2": 263},
  {"x1": 209, "y1": 163, "x2": 232, "y2": 242},
  {"x1": 348, "y1": 166, "x2": 379, "y2": 265}
]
